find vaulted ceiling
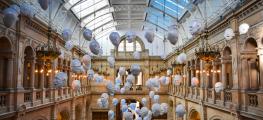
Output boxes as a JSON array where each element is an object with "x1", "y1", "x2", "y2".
[{"x1": 65, "y1": 0, "x2": 191, "y2": 40}]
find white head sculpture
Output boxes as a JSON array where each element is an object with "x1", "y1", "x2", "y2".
[
  {"x1": 224, "y1": 28, "x2": 235, "y2": 40},
  {"x1": 107, "y1": 56, "x2": 115, "y2": 68},
  {"x1": 151, "y1": 103, "x2": 161, "y2": 116},
  {"x1": 71, "y1": 59, "x2": 84, "y2": 74},
  {"x1": 142, "y1": 98, "x2": 147, "y2": 106},
  {"x1": 144, "y1": 29, "x2": 155, "y2": 43},
  {"x1": 71, "y1": 80, "x2": 81, "y2": 90},
  {"x1": 118, "y1": 67, "x2": 126, "y2": 76},
  {"x1": 62, "y1": 29, "x2": 72, "y2": 41},
  {"x1": 173, "y1": 75, "x2": 182, "y2": 86},
  {"x1": 109, "y1": 32, "x2": 121, "y2": 47},
  {"x1": 112, "y1": 98, "x2": 119, "y2": 106},
  {"x1": 82, "y1": 54, "x2": 91, "y2": 65},
  {"x1": 38, "y1": 0, "x2": 49, "y2": 10},
  {"x1": 189, "y1": 19, "x2": 203, "y2": 35},
  {"x1": 89, "y1": 39, "x2": 100, "y2": 55},
  {"x1": 53, "y1": 72, "x2": 67, "y2": 88},
  {"x1": 108, "y1": 110, "x2": 115, "y2": 120},
  {"x1": 2, "y1": 6, "x2": 19, "y2": 28},
  {"x1": 65, "y1": 40, "x2": 74, "y2": 51},
  {"x1": 131, "y1": 64, "x2": 141, "y2": 76},
  {"x1": 175, "y1": 104, "x2": 186, "y2": 117},
  {"x1": 106, "y1": 81, "x2": 115, "y2": 96},
  {"x1": 176, "y1": 53, "x2": 187, "y2": 64},
  {"x1": 83, "y1": 28, "x2": 93, "y2": 41},
  {"x1": 214, "y1": 82, "x2": 224, "y2": 93},
  {"x1": 133, "y1": 51, "x2": 141, "y2": 59},
  {"x1": 191, "y1": 77, "x2": 199, "y2": 87},
  {"x1": 167, "y1": 25, "x2": 178, "y2": 45},
  {"x1": 20, "y1": 3, "x2": 36, "y2": 18},
  {"x1": 126, "y1": 31, "x2": 136, "y2": 43}
]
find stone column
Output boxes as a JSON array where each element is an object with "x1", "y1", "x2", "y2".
[
  {"x1": 29, "y1": 60, "x2": 35, "y2": 89},
  {"x1": 248, "y1": 59, "x2": 259, "y2": 90},
  {"x1": 259, "y1": 50, "x2": 263, "y2": 91},
  {"x1": 200, "y1": 61, "x2": 205, "y2": 88},
  {"x1": 39, "y1": 62, "x2": 45, "y2": 89},
  {"x1": 71, "y1": 99, "x2": 76, "y2": 120},
  {"x1": 221, "y1": 60, "x2": 227, "y2": 88},
  {"x1": 6, "y1": 58, "x2": 14, "y2": 89},
  {"x1": 212, "y1": 62, "x2": 217, "y2": 87},
  {"x1": 241, "y1": 59, "x2": 249, "y2": 90},
  {"x1": 82, "y1": 97, "x2": 87, "y2": 119}
]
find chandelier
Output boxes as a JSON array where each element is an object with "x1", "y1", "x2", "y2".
[
  {"x1": 195, "y1": 31, "x2": 220, "y2": 62},
  {"x1": 35, "y1": 32, "x2": 60, "y2": 61},
  {"x1": 35, "y1": 1, "x2": 60, "y2": 61}
]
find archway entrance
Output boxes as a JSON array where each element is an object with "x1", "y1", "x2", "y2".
[
  {"x1": 189, "y1": 110, "x2": 201, "y2": 120},
  {"x1": 75, "y1": 105, "x2": 82, "y2": 120},
  {"x1": 23, "y1": 46, "x2": 35, "y2": 89},
  {"x1": 116, "y1": 99, "x2": 142, "y2": 120},
  {"x1": 0, "y1": 37, "x2": 13, "y2": 90},
  {"x1": 57, "y1": 109, "x2": 70, "y2": 120}
]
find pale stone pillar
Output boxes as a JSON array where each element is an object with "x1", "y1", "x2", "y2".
[
  {"x1": 6, "y1": 58, "x2": 14, "y2": 89},
  {"x1": 30, "y1": 60, "x2": 35, "y2": 89},
  {"x1": 221, "y1": 61, "x2": 227, "y2": 88},
  {"x1": 212, "y1": 62, "x2": 217, "y2": 87},
  {"x1": 241, "y1": 59, "x2": 249, "y2": 89},
  {"x1": 200, "y1": 61, "x2": 205, "y2": 88},
  {"x1": 249, "y1": 59, "x2": 259, "y2": 90},
  {"x1": 259, "y1": 51, "x2": 263, "y2": 91},
  {"x1": 39, "y1": 62, "x2": 45, "y2": 89},
  {"x1": 71, "y1": 99, "x2": 76, "y2": 120}
]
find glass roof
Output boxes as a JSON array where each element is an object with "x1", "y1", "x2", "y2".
[
  {"x1": 145, "y1": 0, "x2": 190, "y2": 30},
  {"x1": 67, "y1": 0, "x2": 190, "y2": 39}
]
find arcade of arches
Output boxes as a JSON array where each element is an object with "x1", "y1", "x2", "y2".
[{"x1": 1, "y1": 0, "x2": 263, "y2": 120}]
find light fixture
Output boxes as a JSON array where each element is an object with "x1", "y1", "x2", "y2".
[
  {"x1": 195, "y1": 31, "x2": 220, "y2": 62},
  {"x1": 195, "y1": 0, "x2": 220, "y2": 63},
  {"x1": 35, "y1": 0, "x2": 60, "y2": 61}
]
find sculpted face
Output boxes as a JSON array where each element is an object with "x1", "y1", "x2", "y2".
[
  {"x1": 189, "y1": 19, "x2": 203, "y2": 35},
  {"x1": 224, "y1": 28, "x2": 235, "y2": 40}
]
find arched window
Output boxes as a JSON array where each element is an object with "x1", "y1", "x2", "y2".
[
  {"x1": 118, "y1": 40, "x2": 142, "y2": 52},
  {"x1": 0, "y1": 37, "x2": 13, "y2": 90},
  {"x1": 23, "y1": 46, "x2": 35, "y2": 89}
]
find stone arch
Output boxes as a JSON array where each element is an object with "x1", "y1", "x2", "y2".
[
  {"x1": 222, "y1": 46, "x2": 233, "y2": 89},
  {"x1": 209, "y1": 115, "x2": 223, "y2": 120},
  {"x1": 23, "y1": 46, "x2": 35, "y2": 89},
  {"x1": 32, "y1": 116, "x2": 48, "y2": 120},
  {"x1": 188, "y1": 109, "x2": 201, "y2": 120},
  {"x1": 57, "y1": 108, "x2": 70, "y2": 120},
  {"x1": 241, "y1": 37, "x2": 259, "y2": 90},
  {"x1": 117, "y1": 36, "x2": 145, "y2": 51},
  {"x1": 0, "y1": 37, "x2": 14, "y2": 89},
  {"x1": 244, "y1": 37, "x2": 258, "y2": 51},
  {"x1": 222, "y1": 46, "x2": 231, "y2": 57},
  {"x1": 75, "y1": 104, "x2": 82, "y2": 120}
]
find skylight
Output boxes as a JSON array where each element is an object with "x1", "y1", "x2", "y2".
[
  {"x1": 145, "y1": 0, "x2": 190, "y2": 33},
  {"x1": 72, "y1": 0, "x2": 109, "y2": 19}
]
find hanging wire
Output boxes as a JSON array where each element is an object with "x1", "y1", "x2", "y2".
[{"x1": 79, "y1": 2, "x2": 82, "y2": 48}]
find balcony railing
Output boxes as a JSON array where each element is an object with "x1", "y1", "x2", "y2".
[
  {"x1": 36, "y1": 91, "x2": 41, "y2": 100},
  {"x1": 208, "y1": 89, "x2": 212, "y2": 99},
  {"x1": 224, "y1": 90, "x2": 232, "y2": 102},
  {"x1": 0, "y1": 93, "x2": 7, "y2": 108},
  {"x1": 24, "y1": 91, "x2": 32, "y2": 102},
  {"x1": 248, "y1": 94, "x2": 258, "y2": 107},
  {"x1": 215, "y1": 93, "x2": 221, "y2": 100}
]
